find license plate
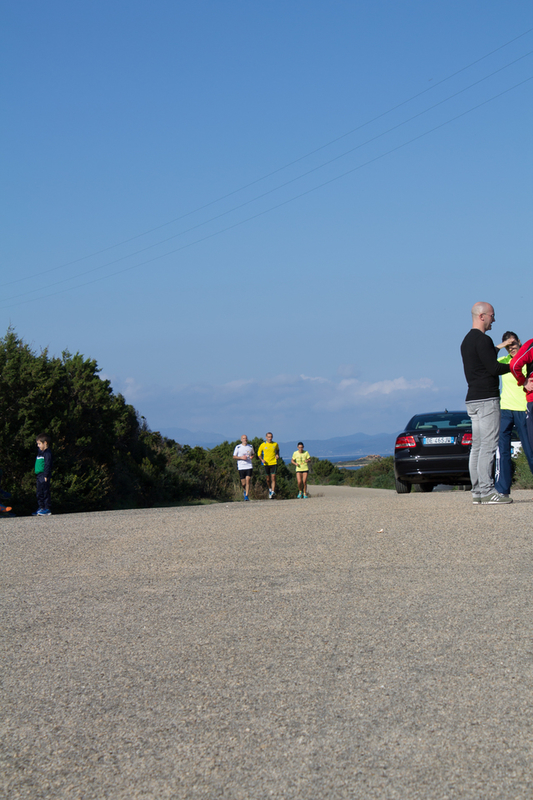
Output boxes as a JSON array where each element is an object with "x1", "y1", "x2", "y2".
[{"x1": 423, "y1": 436, "x2": 454, "y2": 445}]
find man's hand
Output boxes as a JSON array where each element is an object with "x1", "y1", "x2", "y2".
[
  {"x1": 524, "y1": 375, "x2": 533, "y2": 393},
  {"x1": 498, "y1": 337, "x2": 517, "y2": 350}
]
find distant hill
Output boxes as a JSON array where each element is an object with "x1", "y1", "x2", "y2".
[
  {"x1": 277, "y1": 432, "x2": 397, "y2": 459},
  {"x1": 158, "y1": 427, "x2": 228, "y2": 449},
  {"x1": 158, "y1": 427, "x2": 397, "y2": 458}
]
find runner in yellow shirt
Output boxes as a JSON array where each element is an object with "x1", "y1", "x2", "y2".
[
  {"x1": 291, "y1": 442, "x2": 311, "y2": 498},
  {"x1": 257, "y1": 432, "x2": 280, "y2": 499}
]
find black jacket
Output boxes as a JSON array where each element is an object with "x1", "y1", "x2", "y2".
[{"x1": 460, "y1": 329, "x2": 510, "y2": 402}]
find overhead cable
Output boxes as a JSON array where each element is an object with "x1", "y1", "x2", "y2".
[
  {"x1": 4, "y1": 51, "x2": 532, "y2": 301},
  {"x1": 5, "y1": 26, "x2": 532, "y2": 288},
  {"x1": 2, "y1": 74, "x2": 531, "y2": 310}
]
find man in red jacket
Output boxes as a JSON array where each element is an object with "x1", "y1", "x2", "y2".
[{"x1": 510, "y1": 338, "x2": 533, "y2": 452}]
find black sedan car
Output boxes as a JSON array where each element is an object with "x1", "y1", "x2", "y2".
[{"x1": 394, "y1": 411, "x2": 472, "y2": 493}]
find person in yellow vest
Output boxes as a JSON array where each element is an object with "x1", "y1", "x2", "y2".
[
  {"x1": 495, "y1": 331, "x2": 533, "y2": 496},
  {"x1": 291, "y1": 442, "x2": 311, "y2": 498},
  {"x1": 257, "y1": 432, "x2": 280, "y2": 499}
]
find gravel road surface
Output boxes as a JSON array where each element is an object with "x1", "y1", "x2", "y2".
[{"x1": 2, "y1": 486, "x2": 533, "y2": 799}]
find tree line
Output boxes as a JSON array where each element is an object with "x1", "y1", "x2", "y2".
[{"x1": 0, "y1": 330, "x2": 308, "y2": 514}]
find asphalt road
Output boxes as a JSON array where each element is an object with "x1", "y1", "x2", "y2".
[{"x1": 2, "y1": 486, "x2": 533, "y2": 799}]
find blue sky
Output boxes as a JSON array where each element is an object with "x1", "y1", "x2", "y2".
[{"x1": 2, "y1": 1, "x2": 532, "y2": 441}]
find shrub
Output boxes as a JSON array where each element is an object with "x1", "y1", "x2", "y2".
[
  {"x1": 307, "y1": 456, "x2": 344, "y2": 485},
  {"x1": 342, "y1": 456, "x2": 395, "y2": 489},
  {"x1": 0, "y1": 330, "x2": 141, "y2": 513},
  {"x1": 513, "y1": 450, "x2": 533, "y2": 489}
]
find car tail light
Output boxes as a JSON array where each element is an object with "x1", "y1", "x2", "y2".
[
  {"x1": 461, "y1": 433, "x2": 472, "y2": 446},
  {"x1": 395, "y1": 435, "x2": 416, "y2": 449}
]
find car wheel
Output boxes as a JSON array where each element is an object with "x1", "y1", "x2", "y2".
[
  {"x1": 395, "y1": 477, "x2": 412, "y2": 494},
  {"x1": 419, "y1": 483, "x2": 435, "y2": 493}
]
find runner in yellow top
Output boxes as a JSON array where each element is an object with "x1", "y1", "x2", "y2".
[
  {"x1": 257, "y1": 432, "x2": 280, "y2": 499},
  {"x1": 291, "y1": 442, "x2": 311, "y2": 498}
]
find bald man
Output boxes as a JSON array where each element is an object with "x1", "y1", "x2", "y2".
[{"x1": 460, "y1": 302, "x2": 513, "y2": 505}]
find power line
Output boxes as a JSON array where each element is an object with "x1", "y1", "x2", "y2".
[
  {"x1": 4, "y1": 51, "x2": 532, "y2": 302},
  {"x1": 5, "y1": 26, "x2": 533, "y2": 288},
  {"x1": 2, "y1": 74, "x2": 531, "y2": 311}
]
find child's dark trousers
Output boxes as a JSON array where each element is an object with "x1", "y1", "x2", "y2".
[{"x1": 36, "y1": 476, "x2": 51, "y2": 510}]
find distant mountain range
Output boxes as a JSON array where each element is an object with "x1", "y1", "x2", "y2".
[
  {"x1": 277, "y1": 432, "x2": 396, "y2": 459},
  {"x1": 158, "y1": 427, "x2": 397, "y2": 458},
  {"x1": 158, "y1": 427, "x2": 227, "y2": 448}
]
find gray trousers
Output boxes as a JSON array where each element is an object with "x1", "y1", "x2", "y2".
[{"x1": 466, "y1": 397, "x2": 500, "y2": 497}]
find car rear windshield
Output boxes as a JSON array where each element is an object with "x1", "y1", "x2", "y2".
[{"x1": 407, "y1": 413, "x2": 471, "y2": 430}]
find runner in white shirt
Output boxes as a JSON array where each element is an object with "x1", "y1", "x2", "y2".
[{"x1": 233, "y1": 434, "x2": 255, "y2": 501}]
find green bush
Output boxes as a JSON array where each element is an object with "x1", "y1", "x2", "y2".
[
  {"x1": 293, "y1": 456, "x2": 395, "y2": 489},
  {"x1": 0, "y1": 330, "x2": 141, "y2": 513},
  {"x1": 342, "y1": 456, "x2": 395, "y2": 489},
  {"x1": 307, "y1": 456, "x2": 344, "y2": 485},
  {"x1": 513, "y1": 450, "x2": 533, "y2": 489}
]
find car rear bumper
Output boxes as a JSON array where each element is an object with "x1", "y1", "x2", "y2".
[{"x1": 394, "y1": 454, "x2": 470, "y2": 485}]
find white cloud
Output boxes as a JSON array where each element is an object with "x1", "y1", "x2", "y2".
[
  {"x1": 113, "y1": 371, "x2": 441, "y2": 438},
  {"x1": 299, "y1": 374, "x2": 330, "y2": 384}
]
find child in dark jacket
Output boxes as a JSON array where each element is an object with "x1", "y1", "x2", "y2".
[{"x1": 33, "y1": 433, "x2": 53, "y2": 516}]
